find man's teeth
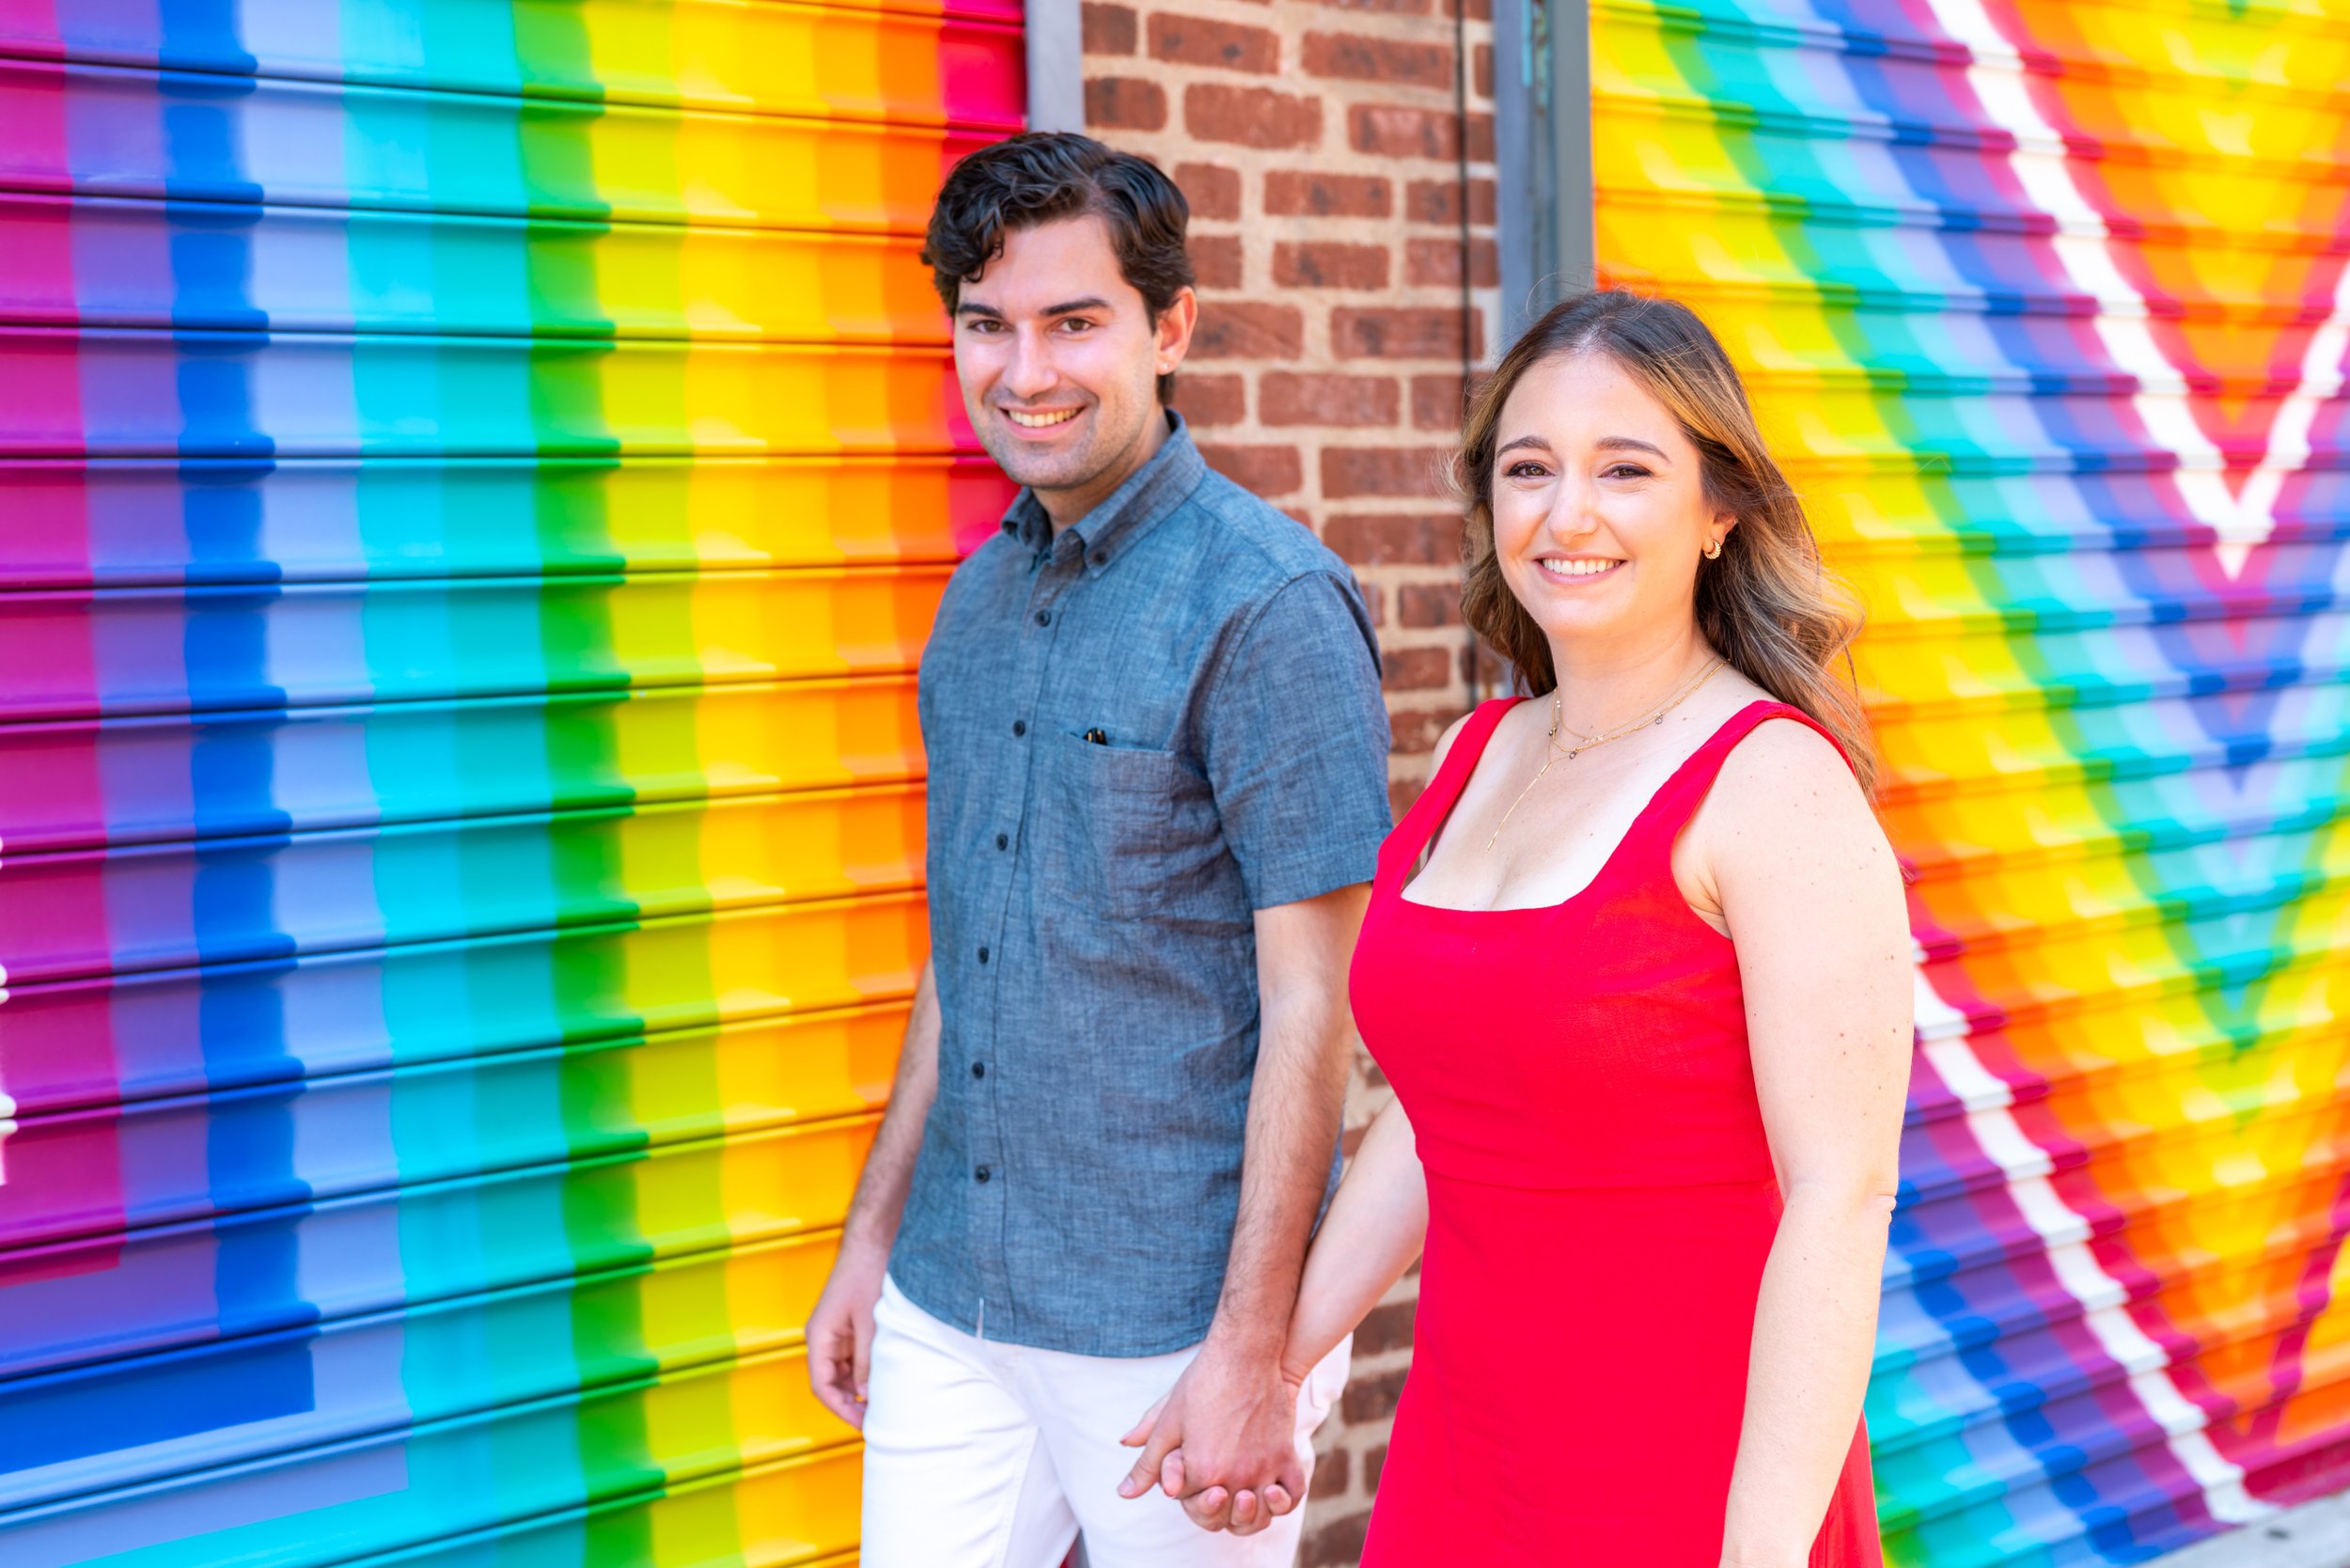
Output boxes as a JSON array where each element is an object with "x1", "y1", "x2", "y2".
[
  {"x1": 1541, "y1": 558, "x2": 1622, "y2": 578},
  {"x1": 1006, "y1": 408, "x2": 1079, "y2": 429}
]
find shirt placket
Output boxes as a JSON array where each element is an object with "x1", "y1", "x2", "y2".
[{"x1": 965, "y1": 525, "x2": 1087, "y2": 1338}]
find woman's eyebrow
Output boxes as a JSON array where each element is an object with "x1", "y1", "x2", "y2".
[
  {"x1": 1496, "y1": 434, "x2": 1553, "y2": 457},
  {"x1": 1596, "y1": 436, "x2": 1669, "y2": 459}
]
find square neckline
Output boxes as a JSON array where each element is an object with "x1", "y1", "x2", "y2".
[{"x1": 1393, "y1": 697, "x2": 1785, "y2": 917}]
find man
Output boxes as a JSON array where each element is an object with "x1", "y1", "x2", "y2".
[{"x1": 802, "y1": 132, "x2": 1394, "y2": 1567}]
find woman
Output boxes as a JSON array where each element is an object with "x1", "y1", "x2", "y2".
[{"x1": 1129, "y1": 290, "x2": 1913, "y2": 1563}]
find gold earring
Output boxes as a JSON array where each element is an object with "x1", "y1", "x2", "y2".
[{"x1": 1703, "y1": 537, "x2": 1724, "y2": 560}]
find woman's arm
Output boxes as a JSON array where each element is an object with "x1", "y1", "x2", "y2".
[
  {"x1": 1695, "y1": 721, "x2": 1914, "y2": 1568},
  {"x1": 1278, "y1": 1095, "x2": 1430, "y2": 1386}
]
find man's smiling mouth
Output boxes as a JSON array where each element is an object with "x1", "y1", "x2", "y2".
[{"x1": 1004, "y1": 408, "x2": 1081, "y2": 429}]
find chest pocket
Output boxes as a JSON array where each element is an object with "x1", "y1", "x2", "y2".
[{"x1": 1045, "y1": 732, "x2": 1226, "y2": 921}]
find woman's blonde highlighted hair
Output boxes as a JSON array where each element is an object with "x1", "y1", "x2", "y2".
[{"x1": 1458, "y1": 290, "x2": 1879, "y2": 797}]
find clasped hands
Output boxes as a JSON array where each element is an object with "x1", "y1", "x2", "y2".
[{"x1": 1116, "y1": 1341, "x2": 1309, "y2": 1535}]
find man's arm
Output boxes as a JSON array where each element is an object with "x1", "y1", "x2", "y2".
[
  {"x1": 804, "y1": 958, "x2": 942, "y2": 1430},
  {"x1": 1119, "y1": 884, "x2": 1367, "y2": 1529}
]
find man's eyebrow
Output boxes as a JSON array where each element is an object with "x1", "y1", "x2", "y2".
[
  {"x1": 954, "y1": 297, "x2": 1114, "y2": 320},
  {"x1": 955, "y1": 302, "x2": 1006, "y2": 320},
  {"x1": 1596, "y1": 436, "x2": 1669, "y2": 459}
]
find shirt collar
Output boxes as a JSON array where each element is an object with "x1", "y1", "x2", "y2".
[{"x1": 997, "y1": 411, "x2": 1207, "y2": 575}]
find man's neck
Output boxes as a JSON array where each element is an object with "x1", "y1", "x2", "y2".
[{"x1": 1037, "y1": 411, "x2": 1172, "y2": 533}]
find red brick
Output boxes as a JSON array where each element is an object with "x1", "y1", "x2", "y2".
[
  {"x1": 1191, "y1": 232, "x2": 1243, "y2": 290},
  {"x1": 1365, "y1": 1443, "x2": 1388, "y2": 1493},
  {"x1": 1404, "y1": 235, "x2": 1498, "y2": 288},
  {"x1": 1355, "y1": 1298, "x2": 1419, "y2": 1355},
  {"x1": 1333, "y1": 306, "x2": 1469, "y2": 359},
  {"x1": 1411, "y1": 372, "x2": 1465, "y2": 430},
  {"x1": 1301, "y1": 1511, "x2": 1374, "y2": 1568},
  {"x1": 1350, "y1": 102, "x2": 1459, "y2": 160},
  {"x1": 1262, "y1": 169, "x2": 1392, "y2": 218},
  {"x1": 1340, "y1": 1365, "x2": 1410, "y2": 1421},
  {"x1": 1383, "y1": 646, "x2": 1454, "y2": 691},
  {"x1": 1174, "y1": 161, "x2": 1242, "y2": 222},
  {"x1": 1081, "y1": 2, "x2": 1136, "y2": 54},
  {"x1": 1191, "y1": 301, "x2": 1304, "y2": 359},
  {"x1": 1185, "y1": 83, "x2": 1323, "y2": 149},
  {"x1": 1390, "y1": 703, "x2": 1465, "y2": 751},
  {"x1": 1302, "y1": 31, "x2": 1454, "y2": 86},
  {"x1": 1316, "y1": 0, "x2": 1432, "y2": 13},
  {"x1": 1398, "y1": 584, "x2": 1463, "y2": 627},
  {"x1": 1198, "y1": 443, "x2": 1303, "y2": 496},
  {"x1": 1149, "y1": 11, "x2": 1279, "y2": 72},
  {"x1": 1308, "y1": 1447, "x2": 1351, "y2": 1499},
  {"x1": 1357, "y1": 578, "x2": 1384, "y2": 624},
  {"x1": 1086, "y1": 76, "x2": 1167, "y2": 131},
  {"x1": 1405, "y1": 177, "x2": 1496, "y2": 225},
  {"x1": 1386, "y1": 776, "x2": 1422, "y2": 820},
  {"x1": 1463, "y1": 637, "x2": 1510, "y2": 688},
  {"x1": 1466, "y1": 111, "x2": 1495, "y2": 162},
  {"x1": 1171, "y1": 372, "x2": 1246, "y2": 428},
  {"x1": 1324, "y1": 446, "x2": 1450, "y2": 498},
  {"x1": 1474, "y1": 40, "x2": 1494, "y2": 97},
  {"x1": 1324, "y1": 513, "x2": 1462, "y2": 565},
  {"x1": 1261, "y1": 371, "x2": 1399, "y2": 427},
  {"x1": 1274, "y1": 241, "x2": 1390, "y2": 290}
]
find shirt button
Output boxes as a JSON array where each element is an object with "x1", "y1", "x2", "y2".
[
  {"x1": 972, "y1": 1061, "x2": 987, "y2": 1079},
  {"x1": 1011, "y1": 720, "x2": 1026, "y2": 737},
  {"x1": 996, "y1": 833, "x2": 1009, "y2": 851},
  {"x1": 1036, "y1": 610, "x2": 1051, "y2": 627},
  {"x1": 975, "y1": 1166, "x2": 991, "y2": 1184},
  {"x1": 978, "y1": 945, "x2": 990, "y2": 964},
  {"x1": 1091, "y1": 551, "x2": 1106, "y2": 566}
]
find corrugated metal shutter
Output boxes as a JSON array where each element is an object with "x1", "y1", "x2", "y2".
[
  {"x1": 0, "y1": 3, "x2": 1019, "y2": 1563},
  {"x1": 1592, "y1": 0, "x2": 2350, "y2": 1560}
]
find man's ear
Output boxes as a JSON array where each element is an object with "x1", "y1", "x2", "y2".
[{"x1": 1153, "y1": 286, "x2": 1200, "y2": 378}]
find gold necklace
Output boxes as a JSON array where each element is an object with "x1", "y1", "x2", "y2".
[{"x1": 1481, "y1": 658, "x2": 1726, "y2": 853}]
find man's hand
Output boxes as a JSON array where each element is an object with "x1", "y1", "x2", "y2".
[
  {"x1": 1118, "y1": 1340, "x2": 1305, "y2": 1534},
  {"x1": 805, "y1": 1239, "x2": 891, "y2": 1430}
]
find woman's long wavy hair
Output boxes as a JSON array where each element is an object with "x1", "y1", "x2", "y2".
[{"x1": 1458, "y1": 290, "x2": 1880, "y2": 797}]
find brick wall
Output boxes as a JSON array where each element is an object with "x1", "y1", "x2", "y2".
[{"x1": 1079, "y1": 3, "x2": 1500, "y2": 1559}]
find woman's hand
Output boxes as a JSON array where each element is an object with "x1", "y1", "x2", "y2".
[{"x1": 1117, "y1": 1352, "x2": 1302, "y2": 1534}]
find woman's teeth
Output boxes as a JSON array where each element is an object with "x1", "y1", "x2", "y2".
[
  {"x1": 1540, "y1": 557, "x2": 1622, "y2": 578},
  {"x1": 1006, "y1": 408, "x2": 1079, "y2": 429}
]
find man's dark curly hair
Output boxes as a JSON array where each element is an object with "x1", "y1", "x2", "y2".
[{"x1": 924, "y1": 132, "x2": 1194, "y2": 403}]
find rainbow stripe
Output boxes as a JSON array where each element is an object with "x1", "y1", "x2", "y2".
[
  {"x1": 0, "y1": 1, "x2": 1018, "y2": 1562},
  {"x1": 1596, "y1": 0, "x2": 2350, "y2": 1559}
]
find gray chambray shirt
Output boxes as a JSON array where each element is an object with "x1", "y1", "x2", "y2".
[{"x1": 891, "y1": 414, "x2": 1393, "y2": 1356}]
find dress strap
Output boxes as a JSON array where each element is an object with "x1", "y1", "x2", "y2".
[
  {"x1": 1618, "y1": 699, "x2": 1854, "y2": 862},
  {"x1": 1380, "y1": 697, "x2": 1526, "y2": 886}
]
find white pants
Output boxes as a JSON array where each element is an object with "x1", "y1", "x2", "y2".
[{"x1": 860, "y1": 1277, "x2": 1351, "y2": 1568}]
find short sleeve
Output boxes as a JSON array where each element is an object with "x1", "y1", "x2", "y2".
[{"x1": 1201, "y1": 572, "x2": 1394, "y2": 910}]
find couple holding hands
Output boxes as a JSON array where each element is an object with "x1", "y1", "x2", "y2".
[{"x1": 804, "y1": 132, "x2": 1912, "y2": 1568}]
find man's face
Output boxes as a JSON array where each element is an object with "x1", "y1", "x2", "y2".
[{"x1": 951, "y1": 215, "x2": 1194, "y2": 505}]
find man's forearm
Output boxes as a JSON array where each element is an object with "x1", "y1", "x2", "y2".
[
  {"x1": 838, "y1": 960, "x2": 943, "y2": 1255},
  {"x1": 1210, "y1": 997, "x2": 1352, "y2": 1359}
]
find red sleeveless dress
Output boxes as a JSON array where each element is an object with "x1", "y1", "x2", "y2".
[{"x1": 1350, "y1": 698, "x2": 1882, "y2": 1567}]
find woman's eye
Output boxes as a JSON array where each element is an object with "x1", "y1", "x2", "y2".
[
  {"x1": 1603, "y1": 463, "x2": 1653, "y2": 479},
  {"x1": 1503, "y1": 461, "x2": 1549, "y2": 478}
]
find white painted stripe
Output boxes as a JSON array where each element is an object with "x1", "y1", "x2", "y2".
[
  {"x1": 1914, "y1": 961, "x2": 2272, "y2": 1522},
  {"x1": 1922, "y1": 0, "x2": 2350, "y2": 574}
]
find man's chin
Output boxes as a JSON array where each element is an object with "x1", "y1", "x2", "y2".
[{"x1": 982, "y1": 436, "x2": 1104, "y2": 494}]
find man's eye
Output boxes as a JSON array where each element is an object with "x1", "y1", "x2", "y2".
[{"x1": 1057, "y1": 318, "x2": 1095, "y2": 333}]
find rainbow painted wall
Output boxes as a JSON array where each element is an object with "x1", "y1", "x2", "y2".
[
  {"x1": 1595, "y1": 0, "x2": 2350, "y2": 1560},
  {"x1": 0, "y1": 1, "x2": 1019, "y2": 1562}
]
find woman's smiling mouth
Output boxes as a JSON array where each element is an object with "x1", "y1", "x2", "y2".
[{"x1": 1537, "y1": 557, "x2": 1624, "y2": 580}]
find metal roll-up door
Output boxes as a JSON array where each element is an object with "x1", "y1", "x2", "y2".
[
  {"x1": 0, "y1": 3, "x2": 1020, "y2": 1563},
  {"x1": 1591, "y1": 0, "x2": 2350, "y2": 1560}
]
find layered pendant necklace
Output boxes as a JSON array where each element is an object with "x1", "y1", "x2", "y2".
[{"x1": 1482, "y1": 657, "x2": 1727, "y2": 854}]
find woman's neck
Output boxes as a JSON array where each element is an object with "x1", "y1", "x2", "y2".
[{"x1": 1545, "y1": 629, "x2": 1717, "y2": 736}]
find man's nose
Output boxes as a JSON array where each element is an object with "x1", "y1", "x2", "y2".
[{"x1": 1003, "y1": 329, "x2": 1058, "y2": 400}]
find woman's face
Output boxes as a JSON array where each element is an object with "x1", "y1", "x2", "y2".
[{"x1": 1489, "y1": 351, "x2": 1733, "y2": 655}]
